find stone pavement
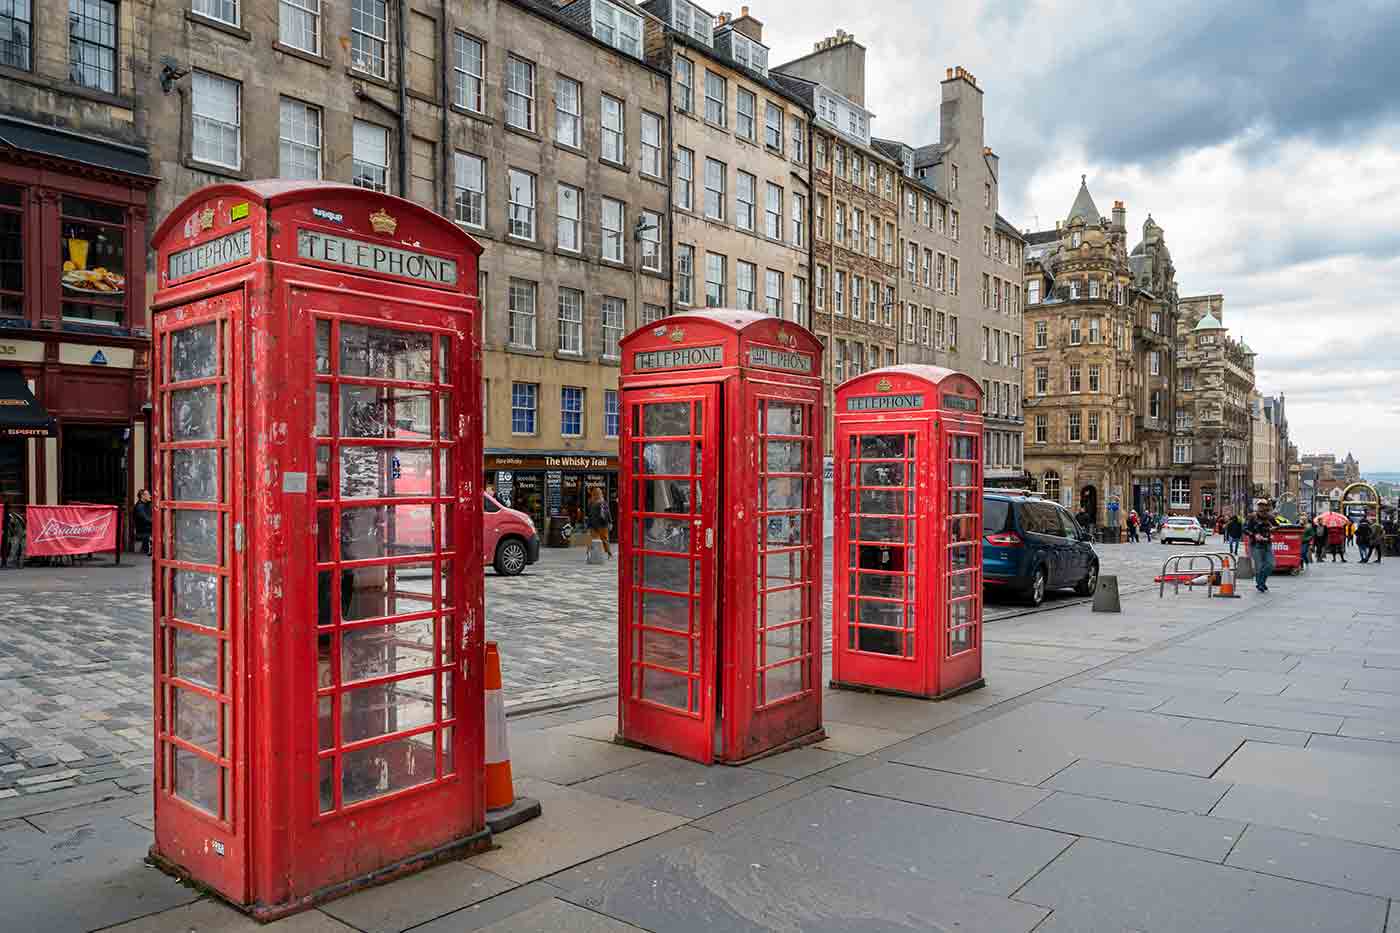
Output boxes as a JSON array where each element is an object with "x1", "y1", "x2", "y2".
[
  {"x1": 4, "y1": 549, "x2": 1399, "y2": 931},
  {"x1": 0, "y1": 537, "x2": 1174, "y2": 798}
]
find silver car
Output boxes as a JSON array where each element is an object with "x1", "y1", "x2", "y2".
[{"x1": 1160, "y1": 516, "x2": 1207, "y2": 545}]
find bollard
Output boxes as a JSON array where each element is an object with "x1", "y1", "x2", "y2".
[
  {"x1": 586, "y1": 538, "x2": 606, "y2": 564},
  {"x1": 1092, "y1": 575, "x2": 1121, "y2": 612},
  {"x1": 1235, "y1": 553, "x2": 1253, "y2": 580}
]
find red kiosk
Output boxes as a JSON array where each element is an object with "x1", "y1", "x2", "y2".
[
  {"x1": 148, "y1": 181, "x2": 485, "y2": 917},
  {"x1": 832, "y1": 366, "x2": 985, "y2": 699},
  {"x1": 616, "y1": 311, "x2": 824, "y2": 764}
]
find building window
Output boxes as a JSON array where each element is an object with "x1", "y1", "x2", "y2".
[
  {"x1": 556, "y1": 183, "x2": 581, "y2": 251},
  {"x1": 592, "y1": 0, "x2": 641, "y2": 57},
  {"x1": 730, "y1": 30, "x2": 768, "y2": 74},
  {"x1": 1151, "y1": 310, "x2": 1162, "y2": 333},
  {"x1": 675, "y1": 56, "x2": 694, "y2": 112},
  {"x1": 704, "y1": 158, "x2": 725, "y2": 220},
  {"x1": 949, "y1": 258, "x2": 958, "y2": 294},
  {"x1": 508, "y1": 278, "x2": 536, "y2": 348},
  {"x1": 736, "y1": 171, "x2": 756, "y2": 231},
  {"x1": 921, "y1": 248, "x2": 931, "y2": 286},
  {"x1": 933, "y1": 310, "x2": 944, "y2": 347},
  {"x1": 764, "y1": 102, "x2": 783, "y2": 149},
  {"x1": 950, "y1": 210, "x2": 959, "y2": 239},
  {"x1": 878, "y1": 219, "x2": 888, "y2": 259},
  {"x1": 1174, "y1": 441, "x2": 1190, "y2": 464},
  {"x1": 641, "y1": 111, "x2": 663, "y2": 177},
  {"x1": 704, "y1": 70, "x2": 726, "y2": 126},
  {"x1": 1072, "y1": 230, "x2": 1082, "y2": 248},
  {"x1": 279, "y1": 0, "x2": 321, "y2": 55},
  {"x1": 948, "y1": 315, "x2": 958, "y2": 348},
  {"x1": 601, "y1": 94, "x2": 625, "y2": 163},
  {"x1": 601, "y1": 197, "x2": 625, "y2": 263},
  {"x1": 921, "y1": 309, "x2": 933, "y2": 346},
  {"x1": 454, "y1": 33, "x2": 485, "y2": 113},
  {"x1": 834, "y1": 203, "x2": 845, "y2": 244},
  {"x1": 1069, "y1": 364, "x2": 1082, "y2": 393},
  {"x1": 851, "y1": 208, "x2": 862, "y2": 249},
  {"x1": 605, "y1": 390, "x2": 620, "y2": 439},
  {"x1": 1033, "y1": 414, "x2": 1048, "y2": 445},
  {"x1": 641, "y1": 303, "x2": 667, "y2": 325},
  {"x1": 850, "y1": 277, "x2": 862, "y2": 321},
  {"x1": 69, "y1": 0, "x2": 117, "y2": 92},
  {"x1": 736, "y1": 88, "x2": 756, "y2": 141},
  {"x1": 352, "y1": 120, "x2": 389, "y2": 191},
  {"x1": 507, "y1": 168, "x2": 536, "y2": 240},
  {"x1": 791, "y1": 193, "x2": 805, "y2": 247},
  {"x1": 349, "y1": 0, "x2": 388, "y2": 77},
  {"x1": 561, "y1": 387, "x2": 584, "y2": 437},
  {"x1": 1089, "y1": 365, "x2": 1101, "y2": 392},
  {"x1": 790, "y1": 115, "x2": 804, "y2": 162},
  {"x1": 279, "y1": 97, "x2": 321, "y2": 179},
  {"x1": 765, "y1": 269, "x2": 782, "y2": 315},
  {"x1": 194, "y1": 0, "x2": 238, "y2": 25},
  {"x1": 905, "y1": 241, "x2": 916, "y2": 278},
  {"x1": 792, "y1": 276, "x2": 807, "y2": 326},
  {"x1": 454, "y1": 152, "x2": 485, "y2": 228},
  {"x1": 676, "y1": 244, "x2": 694, "y2": 305},
  {"x1": 1068, "y1": 412, "x2": 1081, "y2": 442},
  {"x1": 640, "y1": 210, "x2": 662, "y2": 271},
  {"x1": 1069, "y1": 318, "x2": 1081, "y2": 345},
  {"x1": 705, "y1": 253, "x2": 726, "y2": 307},
  {"x1": 1035, "y1": 366, "x2": 1048, "y2": 396},
  {"x1": 765, "y1": 182, "x2": 782, "y2": 239},
  {"x1": 558, "y1": 287, "x2": 584, "y2": 354},
  {"x1": 815, "y1": 195, "x2": 827, "y2": 239},
  {"x1": 736, "y1": 261, "x2": 756, "y2": 310},
  {"x1": 1089, "y1": 279, "x2": 1100, "y2": 299},
  {"x1": 815, "y1": 266, "x2": 826, "y2": 309},
  {"x1": 1171, "y1": 477, "x2": 1190, "y2": 507},
  {"x1": 833, "y1": 270, "x2": 844, "y2": 316},
  {"x1": 510, "y1": 382, "x2": 537, "y2": 435},
  {"x1": 554, "y1": 76, "x2": 581, "y2": 146},
  {"x1": 59, "y1": 196, "x2": 127, "y2": 324},
  {"x1": 192, "y1": 71, "x2": 241, "y2": 169},
  {"x1": 601, "y1": 297, "x2": 625, "y2": 358},
  {"x1": 1088, "y1": 412, "x2": 1100, "y2": 442},
  {"x1": 1182, "y1": 369, "x2": 1194, "y2": 390},
  {"x1": 675, "y1": 147, "x2": 694, "y2": 210},
  {"x1": 1150, "y1": 350, "x2": 1161, "y2": 375},
  {"x1": 506, "y1": 55, "x2": 535, "y2": 131},
  {"x1": 1089, "y1": 317, "x2": 1101, "y2": 344},
  {"x1": 834, "y1": 144, "x2": 844, "y2": 178},
  {"x1": 0, "y1": 186, "x2": 23, "y2": 318}
]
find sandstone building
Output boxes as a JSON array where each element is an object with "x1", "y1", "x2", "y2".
[{"x1": 1175, "y1": 295, "x2": 1255, "y2": 519}]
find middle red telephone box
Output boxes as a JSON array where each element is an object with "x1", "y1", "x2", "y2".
[{"x1": 616, "y1": 311, "x2": 824, "y2": 764}]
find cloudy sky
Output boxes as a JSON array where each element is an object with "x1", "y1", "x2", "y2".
[{"x1": 760, "y1": 0, "x2": 1400, "y2": 472}]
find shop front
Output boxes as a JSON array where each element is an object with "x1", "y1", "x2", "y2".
[
  {"x1": 484, "y1": 451, "x2": 619, "y2": 547},
  {"x1": 0, "y1": 119, "x2": 156, "y2": 515}
]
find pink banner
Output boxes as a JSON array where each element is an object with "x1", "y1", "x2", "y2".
[{"x1": 26, "y1": 505, "x2": 119, "y2": 557}]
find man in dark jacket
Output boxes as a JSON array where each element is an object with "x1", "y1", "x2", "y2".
[
  {"x1": 1243, "y1": 500, "x2": 1276, "y2": 593},
  {"x1": 1357, "y1": 518, "x2": 1375, "y2": 563},
  {"x1": 131, "y1": 490, "x2": 153, "y2": 555},
  {"x1": 1225, "y1": 514, "x2": 1244, "y2": 556}
]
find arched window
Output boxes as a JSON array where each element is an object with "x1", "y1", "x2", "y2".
[{"x1": 1042, "y1": 470, "x2": 1061, "y2": 504}]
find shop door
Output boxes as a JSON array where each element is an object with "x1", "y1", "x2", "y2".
[
  {"x1": 153, "y1": 291, "x2": 248, "y2": 901},
  {"x1": 619, "y1": 385, "x2": 719, "y2": 763},
  {"x1": 836, "y1": 422, "x2": 925, "y2": 696},
  {"x1": 942, "y1": 425, "x2": 983, "y2": 691},
  {"x1": 744, "y1": 388, "x2": 821, "y2": 750},
  {"x1": 62, "y1": 425, "x2": 127, "y2": 505}
]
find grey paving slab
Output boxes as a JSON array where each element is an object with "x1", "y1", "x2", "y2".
[
  {"x1": 546, "y1": 827, "x2": 715, "y2": 893},
  {"x1": 1215, "y1": 669, "x2": 1294, "y2": 695},
  {"x1": 573, "y1": 758, "x2": 792, "y2": 819},
  {"x1": 1043, "y1": 685, "x2": 1172, "y2": 711},
  {"x1": 510, "y1": 731, "x2": 662, "y2": 786},
  {"x1": 1225, "y1": 824, "x2": 1400, "y2": 900},
  {"x1": 1173, "y1": 716, "x2": 1312, "y2": 747},
  {"x1": 742, "y1": 746, "x2": 854, "y2": 779},
  {"x1": 834, "y1": 762, "x2": 1051, "y2": 820},
  {"x1": 563, "y1": 829, "x2": 1050, "y2": 933},
  {"x1": 1042, "y1": 760, "x2": 1231, "y2": 813},
  {"x1": 25, "y1": 789, "x2": 152, "y2": 832},
  {"x1": 0, "y1": 779, "x2": 131, "y2": 819},
  {"x1": 1346, "y1": 669, "x2": 1400, "y2": 695},
  {"x1": 1211, "y1": 783, "x2": 1400, "y2": 851},
  {"x1": 1213, "y1": 741, "x2": 1400, "y2": 806},
  {"x1": 1153, "y1": 697, "x2": 1344, "y2": 734},
  {"x1": 814, "y1": 720, "x2": 914, "y2": 756},
  {"x1": 104, "y1": 898, "x2": 359, "y2": 931},
  {"x1": 737, "y1": 786, "x2": 1074, "y2": 896},
  {"x1": 1016, "y1": 791, "x2": 1245, "y2": 862},
  {"x1": 318, "y1": 860, "x2": 517, "y2": 933},
  {"x1": 1308, "y1": 733, "x2": 1400, "y2": 759},
  {"x1": 0, "y1": 813, "x2": 199, "y2": 933},
  {"x1": 408, "y1": 882, "x2": 568, "y2": 933},
  {"x1": 892, "y1": 732, "x2": 1078, "y2": 785},
  {"x1": 820, "y1": 689, "x2": 974, "y2": 733},
  {"x1": 477, "y1": 899, "x2": 647, "y2": 932},
  {"x1": 1340, "y1": 715, "x2": 1400, "y2": 742},
  {"x1": 1016, "y1": 837, "x2": 1387, "y2": 933}
]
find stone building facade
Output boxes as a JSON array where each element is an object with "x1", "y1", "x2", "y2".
[
  {"x1": 1175, "y1": 295, "x2": 1256, "y2": 519},
  {"x1": 1250, "y1": 391, "x2": 1289, "y2": 500},
  {"x1": 1127, "y1": 212, "x2": 1179, "y2": 515},
  {"x1": 639, "y1": 2, "x2": 813, "y2": 324},
  {"x1": 772, "y1": 32, "x2": 901, "y2": 452}
]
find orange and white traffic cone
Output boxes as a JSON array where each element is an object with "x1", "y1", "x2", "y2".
[
  {"x1": 484, "y1": 642, "x2": 541, "y2": 833},
  {"x1": 1217, "y1": 557, "x2": 1239, "y2": 598}
]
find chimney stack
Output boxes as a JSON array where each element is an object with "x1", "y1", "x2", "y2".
[
  {"x1": 1112, "y1": 200, "x2": 1126, "y2": 231},
  {"x1": 730, "y1": 5, "x2": 763, "y2": 42}
]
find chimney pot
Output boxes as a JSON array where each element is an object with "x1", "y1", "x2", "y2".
[
  {"x1": 741, "y1": 4, "x2": 748, "y2": 14},
  {"x1": 946, "y1": 67, "x2": 953, "y2": 79}
]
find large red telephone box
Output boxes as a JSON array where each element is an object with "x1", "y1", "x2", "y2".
[
  {"x1": 832, "y1": 366, "x2": 985, "y2": 699},
  {"x1": 147, "y1": 181, "x2": 485, "y2": 917},
  {"x1": 617, "y1": 311, "x2": 824, "y2": 764}
]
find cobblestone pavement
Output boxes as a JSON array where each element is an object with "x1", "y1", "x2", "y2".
[{"x1": 0, "y1": 536, "x2": 1199, "y2": 798}]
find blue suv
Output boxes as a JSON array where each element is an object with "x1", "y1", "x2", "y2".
[{"x1": 983, "y1": 491, "x2": 1100, "y2": 606}]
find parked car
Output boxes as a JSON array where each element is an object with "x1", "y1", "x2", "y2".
[
  {"x1": 1160, "y1": 516, "x2": 1207, "y2": 545},
  {"x1": 484, "y1": 494, "x2": 539, "y2": 576},
  {"x1": 983, "y1": 491, "x2": 1100, "y2": 607}
]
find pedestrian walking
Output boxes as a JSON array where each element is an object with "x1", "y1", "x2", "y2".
[
  {"x1": 1357, "y1": 518, "x2": 1375, "y2": 564},
  {"x1": 1126, "y1": 510, "x2": 1140, "y2": 542},
  {"x1": 1244, "y1": 500, "x2": 1277, "y2": 592},
  {"x1": 1327, "y1": 521, "x2": 1347, "y2": 562},
  {"x1": 1143, "y1": 512, "x2": 1155, "y2": 542},
  {"x1": 1314, "y1": 517, "x2": 1329, "y2": 562},
  {"x1": 1300, "y1": 516, "x2": 1314, "y2": 567},
  {"x1": 131, "y1": 489, "x2": 153, "y2": 555},
  {"x1": 1225, "y1": 513, "x2": 1244, "y2": 557},
  {"x1": 1345, "y1": 521, "x2": 1355, "y2": 552},
  {"x1": 585, "y1": 486, "x2": 613, "y2": 559}
]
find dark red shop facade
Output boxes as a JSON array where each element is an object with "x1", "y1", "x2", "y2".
[{"x1": 0, "y1": 118, "x2": 157, "y2": 512}]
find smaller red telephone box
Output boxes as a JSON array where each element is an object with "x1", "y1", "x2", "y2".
[
  {"x1": 832, "y1": 366, "x2": 985, "y2": 699},
  {"x1": 617, "y1": 311, "x2": 824, "y2": 764},
  {"x1": 148, "y1": 181, "x2": 484, "y2": 917}
]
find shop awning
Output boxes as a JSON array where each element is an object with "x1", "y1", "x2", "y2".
[
  {"x1": 0, "y1": 369, "x2": 57, "y2": 438},
  {"x1": 0, "y1": 115, "x2": 154, "y2": 180}
]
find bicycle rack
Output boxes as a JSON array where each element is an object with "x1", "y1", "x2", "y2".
[{"x1": 1158, "y1": 552, "x2": 1234, "y2": 598}]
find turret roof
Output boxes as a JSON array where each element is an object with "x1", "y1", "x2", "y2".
[{"x1": 1067, "y1": 175, "x2": 1101, "y2": 225}]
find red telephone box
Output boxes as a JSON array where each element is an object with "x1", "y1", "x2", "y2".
[
  {"x1": 617, "y1": 311, "x2": 824, "y2": 764},
  {"x1": 147, "y1": 181, "x2": 485, "y2": 917},
  {"x1": 832, "y1": 366, "x2": 985, "y2": 699}
]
